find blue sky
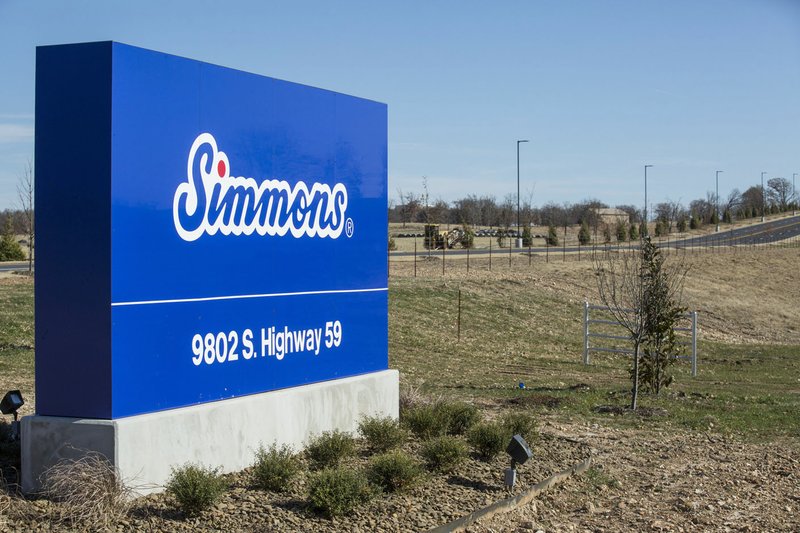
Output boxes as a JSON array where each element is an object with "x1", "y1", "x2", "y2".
[{"x1": 1, "y1": 0, "x2": 798, "y2": 211}]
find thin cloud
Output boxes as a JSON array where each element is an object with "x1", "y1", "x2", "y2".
[{"x1": 0, "y1": 123, "x2": 34, "y2": 143}]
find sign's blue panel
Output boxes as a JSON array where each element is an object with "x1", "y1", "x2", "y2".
[
  {"x1": 35, "y1": 42, "x2": 113, "y2": 419},
  {"x1": 35, "y1": 42, "x2": 388, "y2": 419}
]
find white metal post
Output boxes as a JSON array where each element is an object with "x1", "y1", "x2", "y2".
[
  {"x1": 691, "y1": 311, "x2": 698, "y2": 377},
  {"x1": 583, "y1": 301, "x2": 590, "y2": 365}
]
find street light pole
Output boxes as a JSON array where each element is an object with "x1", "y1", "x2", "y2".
[
  {"x1": 516, "y1": 140, "x2": 529, "y2": 247},
  {"x1": 715, "y1": 170, "x2": 723, "y2": 232},
  {"x1": 793, "y1": 173, "x2": 797, "y2": 216},
  {"x1": 644, "y1": 165, "x2": 653, "y2": 237},
  {"x1": 761, "y1": 172, "x2": 767, "y2": 222}
]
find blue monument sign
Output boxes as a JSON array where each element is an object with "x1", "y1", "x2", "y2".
[{"x1": 35, "y1": 42, "x2": 388, "y2": 419}]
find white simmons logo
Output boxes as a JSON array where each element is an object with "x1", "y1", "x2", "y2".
[{"x1": 173, "y1": 133, "x2": 349, "y2": 242}]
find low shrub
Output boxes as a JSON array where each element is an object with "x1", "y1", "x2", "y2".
[
  {"x1": 547, "y1": 225, "x2": 559, "y2": 246},
  {"x1": 306, "y1": 430, "x2": 357, "y2": 469},
  {"x1": 501, "y1": 411, "x2": 537, "y2": 442},
  {"x1": 616, "y1": 221, "x2": 627, "y2": 242},
  {"x1": 461, "y1": 225, "x2": 475, "y2": 249},
  {"x1": 366, "y1": 450, "x2": 423, "y2": 492},
  {"x1": 602, "y1": 225, "x2": 612, "y2": 243},
  {"x1": 441, "y1": 401, "x2": 481, "y2": 435},
  {"x1": 421, "y1": 436, "x2": 468, "y2": 473},
  {"x1": 0, "y1": 219, "x2": 24, "y2": 262},
  {"x1": 358, "y1": 415, "x2": 408, "y2": 452},
  {"x1": 41, "y1": 453, "x2": 133, "y2": 529},
  {"x1": 251, "y1": 443, "x2": 300, "y2": 492},
  {"x1": 468, "y1": 422, "x2": 507, "y2": 461},
  {"x1": 402, "y1": 404, "x2": 448, "y2": 440},
  {"x1": 578, "y1": 221, "x2": 591, "y2": 245},
  {"x1": 521, "y1": 225, "x2": 533, "y2": 247},
  {"x1": 165, "y1": 463, "x2": 226, "y2": 518},
  {"x1": 308, "y1": 467, "x2": 374, "y2": 518}
]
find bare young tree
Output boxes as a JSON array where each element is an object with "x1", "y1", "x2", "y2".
[
  {"x1": 594, "y1": 237, "x2": 688, "y2": 410},
  {"x1": 767, "y1": 177, "x2": 792, "y2": 211},
  {"x1": 497, "y1": 193, "x2": 515, "y2": 231},
  {"x1": 17, "y1": 159, "x2": 34, "y2": 273},
  {"x1": 396, "y1": 188, "x2": 420, "y2": 228},
  {"x1": 724, "y1": 188, "x2": 742, "y2": 215},
  {"x1": 420, "y1": 176, "x2": 430, "y2": 223}
]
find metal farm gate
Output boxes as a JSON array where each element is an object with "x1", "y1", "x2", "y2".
[{"x1": 582, "y1": 301, "x2": 699, "y2": 376}]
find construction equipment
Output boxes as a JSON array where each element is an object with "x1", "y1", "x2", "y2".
[{"x1": 424, "y1": 224, "x2": 465, "y2": 249}]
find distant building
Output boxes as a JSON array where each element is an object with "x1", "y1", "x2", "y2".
[{"x1": 593, "y1": 208, "x2": 629, "y2": 226}]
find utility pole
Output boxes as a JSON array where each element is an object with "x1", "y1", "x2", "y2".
[
  {"x1": 715, "y1": 170, "x2": 723, "y2": 232},
  {"x1": 516, "y1": 140, "x2": 529, "y2": 248},
  {"x1": 644, "y1": 165, "x2": 653, "y2": 237}
]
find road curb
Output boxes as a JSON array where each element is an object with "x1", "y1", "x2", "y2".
[{"x1": 427, "y1": 455, "x2": 593, "y2": 533}]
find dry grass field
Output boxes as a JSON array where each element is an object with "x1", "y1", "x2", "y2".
[{"x1": 0, "y1": 244, "x2": 798, "y2": 530}]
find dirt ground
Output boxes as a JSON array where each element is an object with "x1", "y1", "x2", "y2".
[{"x1": 469, "y1": 419, "x2": 799, "y2": 532}]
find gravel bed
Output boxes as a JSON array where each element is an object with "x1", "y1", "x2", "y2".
[{"x1": 0, "y1": 432, "x2": 589, "y2": 532}]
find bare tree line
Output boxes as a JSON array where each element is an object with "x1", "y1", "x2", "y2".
[{"x1": 389, "y1": 177, "x2": 798, "y2": 232}]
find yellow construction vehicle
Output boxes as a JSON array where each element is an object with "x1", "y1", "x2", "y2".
[{"x1": 424, "y1": 224, "x2": 465, "y2": 249}]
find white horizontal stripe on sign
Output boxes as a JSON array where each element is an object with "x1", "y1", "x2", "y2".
[{"x1": 111, "y1": 287, "x2": 389, "y2": 307}]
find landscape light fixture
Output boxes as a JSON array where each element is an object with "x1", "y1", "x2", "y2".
[
  {"x1": 504, "y1": 434, "x2": 533, "y2": 488},
  {"x1": 517, "y1": 140, "x2": 529, "y2": 248},
  {"x1": 1, "y1": 389, "x2": 24, "y2": 442}
]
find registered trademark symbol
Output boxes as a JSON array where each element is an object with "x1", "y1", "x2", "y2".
[{"x1": 345, "y1": 218, "x2": 354, "y2": 238}]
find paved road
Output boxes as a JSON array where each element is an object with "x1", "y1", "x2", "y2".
[
  {"x1": 0, "y1": 261, "x2": 30, "y2": 272},
  {"x1": 0, "y1": 217, "x2": 796, "y2": 270},
  {"x1": 390, "y1": 215, "x2": 800, "y2": 257},
  {"x1": 671, "y1": 215, "x2": 800, "y2": 247}
]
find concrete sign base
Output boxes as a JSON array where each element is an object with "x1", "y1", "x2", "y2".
[{"x1": 21, "y1": 369, "x2": 398, "y2": 495}]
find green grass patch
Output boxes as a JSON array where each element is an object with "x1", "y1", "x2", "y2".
[
  {"x1": 389, "y1": 276, "x2": 800, "y2": 443},
  {"x1": 0, "y1": 278, "x2": 34, "y2": 382}
]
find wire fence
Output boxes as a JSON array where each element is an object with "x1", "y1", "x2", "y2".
[
  {"x1": 582, "y1": 302, "x2": 698, "y2": 376},
  {"x1": 389, "y1": 225, "x2": 800, "y2": 278}
]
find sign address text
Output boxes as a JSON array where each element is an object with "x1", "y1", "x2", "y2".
[{"x1": 191, "y1": 321, "x2": 343, "y2": 365}]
